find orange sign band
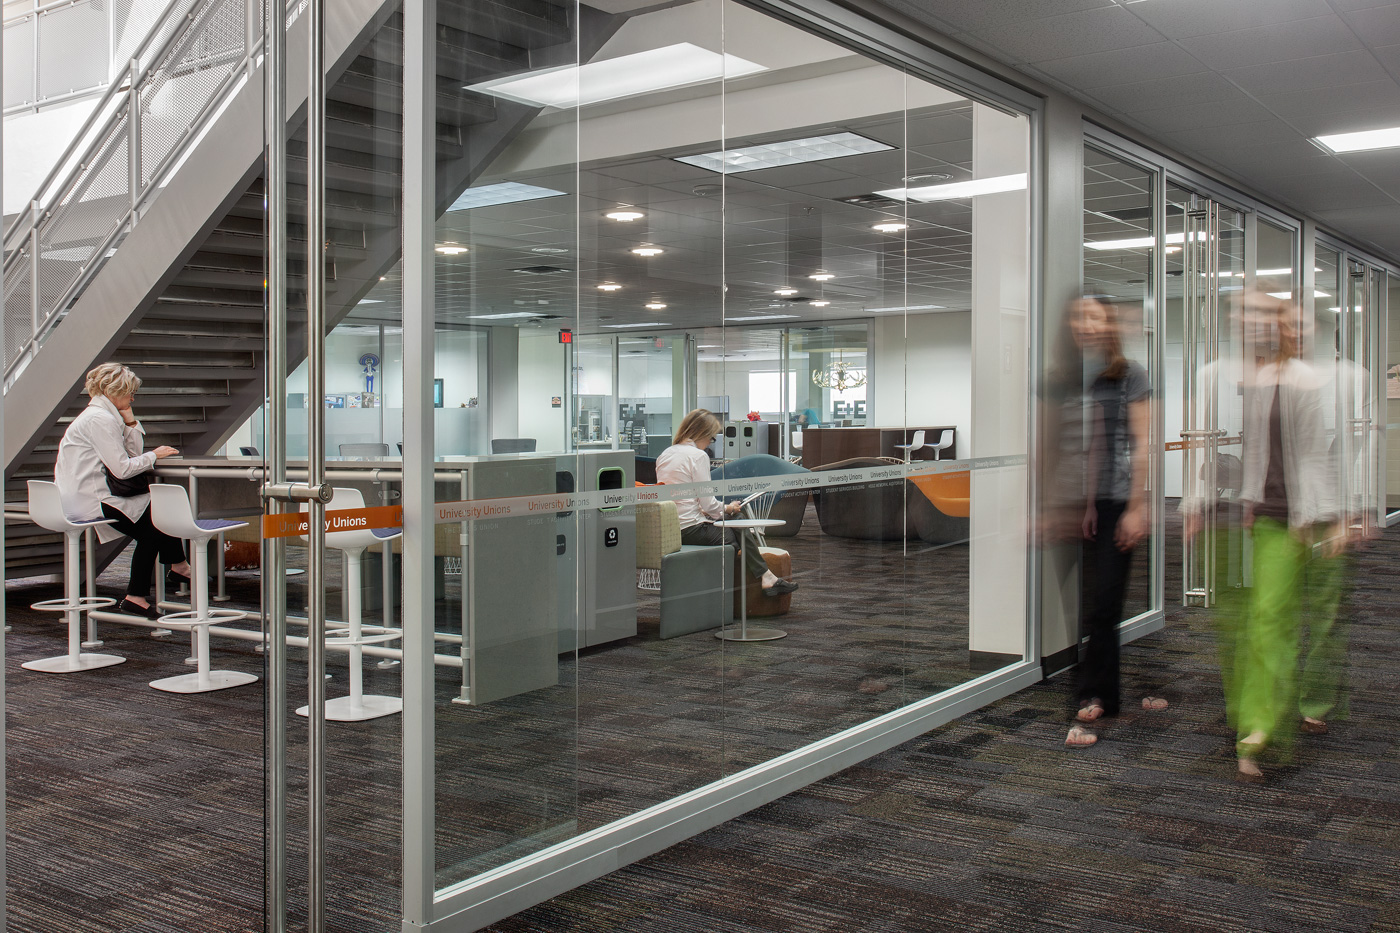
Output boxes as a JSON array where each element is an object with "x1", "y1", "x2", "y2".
[{"x1": 261, "y1": 505, "x2": 403, "y2": 539}]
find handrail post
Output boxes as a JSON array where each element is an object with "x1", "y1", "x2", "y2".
[
  {"x1": 128, "y1": 58, "x2": 141, "y2": 215},
  {"x1": 29, "y1": 202, "x2": 41, "y2": 339}
]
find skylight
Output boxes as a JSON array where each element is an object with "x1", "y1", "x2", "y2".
[
  {"x1": 448, "y1": 182, "x2": 567, "y2": 212},
  {"x1": 675, "y1": 133, "x2": 894, "y2": 174},
  {"x1": 467, "y1": 44, "x2": 765, "y2": 109}
]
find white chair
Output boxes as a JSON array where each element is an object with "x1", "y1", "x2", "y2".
[
  {"x1": 148, "y1": 484, "x2": 257, "y2": 693},
  {"x1": 788, "y1": 429, "x2": 804, "y2": 463},
  {"x1": 22, "y1": 481, "x2": 123, "y2": 673},
  {"x1": 927, "y1": 428, "x2": 954, "y2": 461},
  {"x1": 893, "y1": 430, "x2": 926, "y2": 462},
  {"x1": 297, "y1": 487, "x2": 403, "y2": 721}
]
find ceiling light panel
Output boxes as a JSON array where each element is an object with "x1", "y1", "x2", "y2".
[
  {"x1": 448, "y1": 182, "x2": 567, "y2": 212},
  {"x1": 470, "y1": 312, "x2": 544, "y2": 320},
  {"x1": 725, "y1": 314, "x2": 800, "y2": 322},
  {"x1": 1314, "y1": 126, "x2": 1400, "y2": 153},
  {"x1": 603, "y1": 322, "x2": 669, "y2": 329},
  {"x1": 466, "y1": 44, "x2": 765, "y2": 109},
  {"x1": 876, "y1": 173, "x2": 1027, "y2": 202},
  {"x1": 675, "y1": 132, "x2": 894, "y2": 174}
]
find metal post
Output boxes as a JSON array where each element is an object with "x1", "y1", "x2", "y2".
[
  {"x1": 264, "y1": 0, "x2": 289, "y2": 923},
  {"x1": 128, "y1": 58, "x2": 141, "y2": 213},
  {"x1": 306, "y1": 0, "x2": 328, "y2": 928},
  {"x1": 29, "y1": 202, "x2": 40, "y2": 339},
  {"x1": 82, "y1": 526, "x2": 102, "y2": 648}
]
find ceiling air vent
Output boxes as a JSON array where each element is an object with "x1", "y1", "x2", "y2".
[
  {"x1": 836, "y1": 193, "x2": 903, "y2": 209},
  {"x1": 511, "y1": 265, "x2": 571, "y2": 275}
]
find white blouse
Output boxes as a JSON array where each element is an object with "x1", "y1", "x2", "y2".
[
  {"x1": 655, "y1": 439, "x2": 722, "y2": 530},
  {"x1": 54, "y1": 395, "x2": 157, "y2": 543}
]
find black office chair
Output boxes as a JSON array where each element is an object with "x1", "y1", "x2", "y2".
[
  {"x1": 491, "y1": 438, "x2": 537, "y2": 454},
  {"x1": 238, "y1": 446, "x2": 259, "y2": 456}
]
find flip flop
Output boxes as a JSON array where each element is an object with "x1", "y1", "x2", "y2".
[
  {"x1": 1076, "y1": 699, "x2": 1105, "y2": 723},
  {"x1": 1141, "y1": 696, "x2": 1169, "y2": 711},
  {"x1": 1065, "y1": 724, "x2": 1098, "y2": 747}
]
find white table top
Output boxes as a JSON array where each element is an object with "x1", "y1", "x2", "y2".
[{"x1": 712, "y1": 517, "x2": 786, "y2": 529}]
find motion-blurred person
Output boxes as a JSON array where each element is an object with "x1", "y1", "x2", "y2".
[
  {"x1": 657, "y1": 409, "x2": 796, "y2": 597},
  {"x1": 1049, "y1": 299, "x2": 1155, "y2": 748},
  {"x1": 1228, "y1": 293, "x2": 1340, "y2": 780}
]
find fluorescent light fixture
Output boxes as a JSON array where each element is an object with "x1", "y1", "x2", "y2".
[
  {"x1": 447, "y1": 181, "x2": 566, "y2": 212},
  {"x1": 596, "y1": 283, "x2": 622, "y2": 291},
  {"x1": 810, "y1": 301, "x2": 830, "y2": 307},
  {"x1": 632, "y1": 246, "x2": 664, "y2": 257},
  {"x1": 1083, "y1": 232, "x2": 1206, "y2": 251},
  {"x1": 725, "y1": 314, "x2": 800, "y2": 322},
  {"x1": 1330, "y1": 307, "x2": 1341, "y2": 313},
  {"x1": 357, "y1": 299, "x2": 383, "y2": 304},
  {"x1": 645, "y1": 302, "x2": 667, "y2": 310},
  {"x1": 605, "y1": 210, "x2": 644, "y2": 222},
  {"x1": 876, "y1": 172, "x2": 1027, "y2": 202},
  {"x1": 809, "y1": 272, "x2": 834, "y2": 281},
  {"x1": 1256, "y1": 268, "x2": 1293, "y2": 276},
  {"x1": 1314, "y1": 125, "x2": 1400, "y2": 153},
  {"x1": 603, "y1": 322, "x2": 668, "y2": 329},
  {"x1": 872, "y1": 222, "x2": 907, "y2": 233},
  {"x1": 467, "y1": 44, "x2": 764, "y2": 109},
  {"x1": 436, "y1": 244, "x2": 468, "y2": 255},
  {"x1": 867, "y1": 304, "x2": 944, "y2": 312},
  {"x1": 470, "y1": 312, "x2": 542, "y2": 320},
  {"x1": 675, "y1": 132, "x2": 893, "y2": 174},
  {"x1": 1264, "y1": 290, "x2": 1328, "y2": 299},
  {"x1": 774, "y1": 288, "x2": 797, "y2": 296},
  {"x1": 698, "y1": 345, "x2": 720, "y2": 348}
]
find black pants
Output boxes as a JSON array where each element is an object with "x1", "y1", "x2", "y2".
[
  {"x1": 102, "y1": 503, "x2": 187, "y2": 598},
  {"x1": 680, "y1": 521, "x2": 771, "y2": 583},
  {"x1": 1076, "y1": 499, "x2": 1134, "y2": 717}
]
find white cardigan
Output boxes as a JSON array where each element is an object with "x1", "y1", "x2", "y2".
[
  {"x1": 1239, "y1": 358, "x2": 1338, "y2": 529},
  {"x1": 54, "y1": 395, "x2": 158, "y2": 543},
  {"x1": 655, "y1": 439, "x2": 723, "y2": 529}
]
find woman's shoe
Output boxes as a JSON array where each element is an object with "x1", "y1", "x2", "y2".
[
  {"x1": 762, "y1": 579, "x2": 798, "y2": 597},
  {"x1": 118, "y1": 597, "x2": 161, "y2": 620}
]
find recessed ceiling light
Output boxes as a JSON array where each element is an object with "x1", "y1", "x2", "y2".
[
  {"x1": 724, "y1": 314, "x2": 800, "y2": 322},
  {"x1": 810, "y1": 301, "x2": 830, "y2": 307},
  {"x1": 1314, "y1": 125, "x2": 1400, "y2": 153},
  {"x1": 808, "y1": 272, "x2": 834, "y2": 281},
  {"x1": 357, "y1": 299, "x2": 383, "y2": 304},
  {"x1": 632, "y1": 246, "x2": 664, "y2": 257},
  {"x1": 876, "y1": 173, "x2": 1027, "y2": 202},
  {"x1": 676, "y1": 132, "x2": 894, "y2": 174},
  {"x1": 447, "y1": 181, "x2": 567, "y2": 211},
  {"x1": 466, "y1": 43, "x2": 765, "y2": 109},
  {"x1": 605, "y1": 210, "x2": 645, "y2": 222},
  {"x1": 774, "y1": 287, "x2": 797, "y2": 296},
  {"x1": 597, "y1": 283, "x2": 622, "y2": 291},
  {"x1": 531, "y1": 246, "x2": 569, "y2": 254},
  {"x1": 645, "y1": 302, "x2": 667, "y2": 310},
  {"x1": 470, "y1": 312, "x2": 542, "y2": 320},
  {"x1": 602, "y1": 322, "x2": 668, "y2": 329},
  {"x1": 867, "y1": 304, "x2": 944, "y2": 312},
  {"x1": 435, "y1": 244, "x2": 468, "y2": 255},
  {"x1": 872, "y1": 222, "x2": 907, "y2": 233}
]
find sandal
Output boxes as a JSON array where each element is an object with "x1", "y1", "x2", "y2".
[
  {"x1": 1300, "y1": 717, "x2": 1328, "y2": 735},
  {"x1": 1065, "y1": 724, "x2": 1098, "y2": 748},
  {"x1": 1076, "y1": 699, "x2": 1105, "y2": 723},
  {"x1": 1141, "y1": 696, "x2": 1169, "y2": 711}
]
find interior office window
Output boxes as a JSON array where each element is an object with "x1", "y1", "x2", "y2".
[{"x1": 747, "y1": 371, "x2": 796, "y2": 415}]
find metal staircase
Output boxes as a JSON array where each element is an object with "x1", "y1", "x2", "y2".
[{"x1": 4, "y1": 0, "x2": 618, "y2": 577}]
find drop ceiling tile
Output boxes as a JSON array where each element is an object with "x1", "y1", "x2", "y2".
[
  {"x1": 1176, "y1": 16, "x2": 1363, "y2": 71},
  {"x1": 882, "y1": 0, "x2": 1116, "y2": 33},
  {"x1": 1370, "y1": 43, "x2": 1400, "y2": 73},
  {"x1": 1222, "y1": 49, "x2": 1393, "y2": 95},
  {"x1": 1340, "y1": 5, "x2": 1400, "y2": 46},
  {"x1": 1111, "y1": 96, "x2": 1275, "y2": 132},
  {"x1": 1122, "y1": 0, "x2": 1335, "y2": 40},
  {"x1": 1257, "y1": 80, "x2": 1400, "y2": 128},
  {"x1": 1032, "y1": 42, "x2": 1207, "y2": 89},
  {"x1": 1324, "y1": 0, "x2": 1400, "y2": 11},
  {"x1": 971, "y1": 7, "x2": 1165, "y2": 64},
  {"x1": 1090, "y1": 71, "x2": 1241, "y2": 114}
]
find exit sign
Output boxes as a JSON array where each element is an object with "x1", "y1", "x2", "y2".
[{"x1": 558, "y1": 329, "x2": 573, "y2": 344}]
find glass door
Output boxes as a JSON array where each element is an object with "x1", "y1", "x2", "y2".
[
  {"x1": 1342, "y1": 260, "x2": 1381, "y2": 536},
  {"x1": 1168, "y1": 187, "x2": 1246, "y2": 608}
]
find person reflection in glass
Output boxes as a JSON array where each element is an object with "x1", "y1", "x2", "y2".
[
  {"x1": 1062, "y1": 298, "x2": 1156, "y2": 747},
  {"x1": 657, "y1": 409, "x2": 796, "y2": 597}
]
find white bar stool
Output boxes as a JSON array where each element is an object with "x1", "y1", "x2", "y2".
[
  {"x1": 894, "y1": 429, "x2": 926, "y2": 462},
  {"x1": 297, "y1": 487, "x2": 403, "y2": 721},
  {"x1": 148, "y1": 484, "x2": 258, "y2": 693},
  {"x1": 22, "y1": 481, "x2": 123, "y2": 673}
]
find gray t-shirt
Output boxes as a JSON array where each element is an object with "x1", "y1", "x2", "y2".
[{"x1": 1090, "y1": 361, "x2": 1151, "y2": 503}]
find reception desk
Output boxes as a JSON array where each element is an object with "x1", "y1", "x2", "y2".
[{"x1": 799, "y1": 426, "x2": 957, "y2": 468}]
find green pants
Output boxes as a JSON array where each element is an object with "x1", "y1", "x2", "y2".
[{"x1": 1299, "y1": 547, "x2": 1351, "y2": 723}]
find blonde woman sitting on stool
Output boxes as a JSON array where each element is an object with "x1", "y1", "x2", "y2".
[
  {"x1": 656, "y1": 409, "x2": 797, "y2": 597},
  {"x1": 55, "y1": 363, "x2": 190, "y2": 619}
]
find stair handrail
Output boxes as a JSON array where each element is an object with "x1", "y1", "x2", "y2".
[{"x1": 1, "y1": 0, "x2": 292, "y2": 390}]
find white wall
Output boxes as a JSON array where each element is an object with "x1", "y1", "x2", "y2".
[
  {"x1": 869, "y1": 312, "x2": 972, "y2": 442},
  {"x1": 518, "y1": 331, "x2": 568, "y2": 450}
]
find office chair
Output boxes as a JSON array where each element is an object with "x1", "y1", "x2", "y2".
[{"x1": 239, "y1": 446, "x2": 259, "y2": 456}]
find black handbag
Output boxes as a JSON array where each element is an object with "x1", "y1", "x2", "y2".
[{"x1": 104, "y1": 466, "x2": 155, "y2": 497}]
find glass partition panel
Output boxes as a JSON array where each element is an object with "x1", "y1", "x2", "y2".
[{"x1": 1388, "y1": 273, "x2": 1400, "y2": 517}]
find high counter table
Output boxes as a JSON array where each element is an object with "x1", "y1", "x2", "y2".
[{"x1": 797, "y1": 426, "x2": 957, "y2": 468}]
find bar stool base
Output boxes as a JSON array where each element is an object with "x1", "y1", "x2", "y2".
[
  {"x1": 150, "y1": 670, "x2": 258, "y2": 694},
  {"x1": 715, "y1": 627, "x2": 786, "y2": 642},
  {"x1": 296, "y1": 694, "x2": 403, "y2": 721},
  {"x1": 22, "y1": 653, "x2": 125, "y2": 673}
]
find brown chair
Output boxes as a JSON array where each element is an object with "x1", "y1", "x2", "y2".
[
  {"x1": 906, "y1": 470, "x2": 970, "y2": 546},
  {"x1": 813, "y1": 457, "x2": 912, "y2": 541}
]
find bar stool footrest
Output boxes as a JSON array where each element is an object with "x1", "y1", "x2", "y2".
[
  {"x1": 31, "y1": 596, "x2": 116, "y2": 613},
  {"x1": 325, "y1": 630, "x2": 403, "y2": 649},
  {"x1": 156, "y1": 609, "x2": 247, "y2": 629}
]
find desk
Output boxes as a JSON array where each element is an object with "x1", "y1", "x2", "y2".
[
  {"x1": 711, "y1": 518, "x2": 786, "y2": 642},
  {"x1": 799, "y1": 426, "x2": 956, "y2": 468}
]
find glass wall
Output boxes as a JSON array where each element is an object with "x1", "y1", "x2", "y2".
[
  {"x1": 1388, "y1": 272, "x2": 1400, "y2": 518},
  {"x1": 410, "y1": 0, "x2": 1033, "y2": 913}
]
